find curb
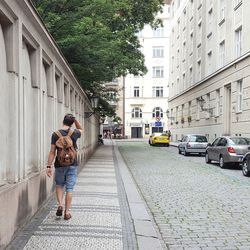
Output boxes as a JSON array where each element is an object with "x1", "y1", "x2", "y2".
[{"x1": 113, "y1": 142, "x2": 166, "y2": 250}]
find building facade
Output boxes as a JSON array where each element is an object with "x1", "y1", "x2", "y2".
[
  {"x1": 168, "y1": 0, "x2": 250, "y2": 142},
  {"x1": 124, "y1": 5, "x2": 171, "y2": 138}
]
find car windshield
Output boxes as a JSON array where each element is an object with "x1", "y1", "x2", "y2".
[
  {"x1": 230, "y1": 137, "x2": 250, "y2": 145},
  {"x1": 189, "y1": 135, "x2": 208, "y2": 142}
]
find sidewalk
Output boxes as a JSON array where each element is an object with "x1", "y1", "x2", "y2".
[{"x1": 6, "y1": 140, "x2": 164, "y2": 250}]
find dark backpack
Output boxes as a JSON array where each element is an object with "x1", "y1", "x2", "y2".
[{"x1": 54, "y1": 130, "x2": 76, "y2": 167}]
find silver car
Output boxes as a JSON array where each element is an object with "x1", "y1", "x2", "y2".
[
  {"x1": 178, "y1": 134, "x2": 208, "y2": 156},
  {"x1": 205, "y1": 136, "x2": 250, "y2": 168}
]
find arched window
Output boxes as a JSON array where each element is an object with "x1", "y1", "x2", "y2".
[
  {"x1": 132, "y1": 107, "x2": 142, "y2": 118},
  {"x1": 152, "y1": 107, "x2": 163, "y2": 118}
]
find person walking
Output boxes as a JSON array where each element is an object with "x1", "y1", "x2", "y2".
[{"x1": 46, "y1": 114, "x2": 83, "y2": 220}]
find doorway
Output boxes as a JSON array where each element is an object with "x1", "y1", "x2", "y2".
[{"x1": 131, "y1": 127, "x2": 142, "y2": 138}]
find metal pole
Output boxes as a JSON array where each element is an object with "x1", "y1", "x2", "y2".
[{"x1": 122, "y1": 76, "x2": 125, "y2": 137}]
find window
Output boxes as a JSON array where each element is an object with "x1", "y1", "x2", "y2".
[
  {"x1": 205, "y1": 93, "x2": 210, "y2": 118},
  {"x1": 219, "y1": 41, "x2": 225, "y2": 67},
  {"x1": 152, "y1": 86, "x2": 164, "y2": 97},
  {"x1": 181, "y1": 104, "x2": 184, "y2": 118},
  {"x1": 235, "y1": 27, "x2": 242, "y2": 58},
  {"x1": 237, "y1": 79, "x2": 243, "y2": 112},
  {"x1": 153, "y1": 46, "x2": 164, "y2": 58},
  {"x1": 134, "y1": 86, "x2": 140, "y2": 97},
  {"x1": 177, "y1": 19, "x2": 180, "y2": 38},
  {"x1": 152, "y1": 107, "x2": 163, "y2": 118},
  {"x1": 215, "y1": 89, "x2": 220, "y2": 117},
  {"x1": 207, "y1": 51, "x2": 212, "y2": 74},
  {"x1": 64, "y1": 81, "x2": 69, "y2": 107},
  {"x1": 153, "y1": 27, "x2": 164, "y2": 37},
  {"x1": 177, "y1": 49, "x2": 180, "y2": 67},
  {"x1": 183, "y1": 8, "x2": 187, "y2": 29},
  {"x1": 188, "y1": 101, "x2": 191, "y2": 116},
  {"x1": 197, "y1": 60, "x2": 201, "y2": 81},
  {"x1": 198, "y1": 21, "x2": 202, "y2": 42},
  {"x1": 196, "y1": 98, "x2": 200, "y2": 120},
  {"x1": 182, "y1": 73, "x2": 186, "y2": 90},
  {"x1": 189, "y1": 67, "x2": 193, "y2": 86},
  {"x1": 75, "y1": 93, "x2": 78, "y2": 114},
  {"x1": 220, "y1": 0, "x2": 225, "y2": 21},
  {"x1": 70, "y1": 87, "x2": 74, "y2": 111},
  {"x1": 176, "y1": 106, "x2": 178, "y2": 121},
  {"x1": 190, "y1": 0, "x2": 194, "y2": 18},
  {"x1": 132, "y1": 107, "x2": 142, "y2": 118},
  {"x1": 235, "y1": 0, "x2": 242, "y2": 8},
  {"x1": 183, "y1": 41, "x2": 186, "y2": 60},
  {"x1": 190, "y1": 32, "x2": 193, "y2": 53},
  {"x1": 171, "y1": 56, "x2": 174, "y2": 71},
  {"x1": 208, "y1": 8, "x2": 213, "y2": 34},
  {"x1": 153, "y1": 66, "x2": 164, "y2": 78}
]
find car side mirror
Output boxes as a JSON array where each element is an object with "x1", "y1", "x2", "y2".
[
  {"x1": 207, "y1": 143, "x2": 212, "y2": 147},
  {"x1": 178, "y1": 139, "x2": 182, "y2": 142}
]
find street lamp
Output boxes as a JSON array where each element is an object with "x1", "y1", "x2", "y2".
[
  {"x1": 197, "y1": 96, "x2": 213, "y2": 115},
  {"x1": 84, "y1": 95, "x2": 99, "y2": 118}
]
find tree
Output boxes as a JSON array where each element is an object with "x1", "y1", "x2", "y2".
[{"x1": 32, "y1": 0, "x2": 165, "y2": 117}]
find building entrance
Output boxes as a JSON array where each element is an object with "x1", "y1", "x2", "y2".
[{"x1": 131, "y1": 127, "x2": 142, "y2": 138}]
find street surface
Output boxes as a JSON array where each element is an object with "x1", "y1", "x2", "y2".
[{"x1": 117, "y1": 141, "x2": 250, "y2": 250}]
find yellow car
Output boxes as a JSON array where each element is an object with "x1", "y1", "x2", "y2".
[{"x1": 149, "y1": 132, "x2": 170, "y2": 147}]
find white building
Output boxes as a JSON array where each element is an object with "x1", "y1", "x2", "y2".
[
  {"x1": 124, "y1": 5, "x2": 171, "y2": 138},
  {"x1": 168, "y1": 0, "x2": 250, "y2": 142}
]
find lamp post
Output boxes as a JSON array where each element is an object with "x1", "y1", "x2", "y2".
[
  {"x1": 197, "y1": 96, "x2": 213, "y2": 116},
  {"x1": 84, "y1": 95, "x2": 99, "y2": 118},
  {"x1": 166, "y1": 109, "x2": 175, "y2": 121}
]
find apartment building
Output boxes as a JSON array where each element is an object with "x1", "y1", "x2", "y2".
[
  {"x1": 168, "y1": 0, "x2": 250, "y2": 142},
  {"x1": 124, "y1": 5, "x2": 170, "y2": 138}
]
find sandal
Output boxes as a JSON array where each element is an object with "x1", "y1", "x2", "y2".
[
  {"x1": 64, "y1": 212, "x2": 72, "y2": 220},
  {"x1": 56, "y1": 206, "x2": 63, "y2": 216}
]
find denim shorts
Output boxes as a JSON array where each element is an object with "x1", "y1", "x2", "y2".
[{"x1": 55, "y1": 166, "x2": 77, "y2": 192}]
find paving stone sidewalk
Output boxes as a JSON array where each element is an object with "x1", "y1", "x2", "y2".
[
  {"x1": 6, "y1": 141, "x2": 137, "y2": 250},
  {"x1": 6, "y1": 140, "x2": 164, "y2": 250}
]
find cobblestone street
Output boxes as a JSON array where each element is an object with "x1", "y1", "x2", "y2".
[{"x1": 117, "y1": 141, "x2": 250, "y2": 250}]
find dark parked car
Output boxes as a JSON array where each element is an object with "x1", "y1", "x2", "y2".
[
  {"x1": 178, "y1": 134, "x2": 208, "y2": 156},
  {"x1": 205, "y1": 136, "x2": 250, "y2": 168},
  {"x1": 242, "y1": 152, "x2": 250, "y2": 176}
]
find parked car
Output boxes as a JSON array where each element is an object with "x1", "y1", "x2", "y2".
[
  {"x1": 242, "y1": 152, "x2": 250, "y2": 176},
  {"x1": 178, "y1": 134, "x2": 208, "y2": 156},
  {"x1": 205, "y1": 136, "x2": 250, "y2": 168},
  {"x1": 149, "y1": 132, "x2": 170, "y2": 147}
]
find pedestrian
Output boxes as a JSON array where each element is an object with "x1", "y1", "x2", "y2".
[
  {"x1": 46, "y1": 114, "x2": 83, "y2": 220},
  {"x1": 107, "y1": 130, "x2": 111, "y2": 139}
]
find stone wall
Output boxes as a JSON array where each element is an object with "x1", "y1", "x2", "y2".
[{"x1": 0, "y1": 0, "x2": 99, "y2": 247}]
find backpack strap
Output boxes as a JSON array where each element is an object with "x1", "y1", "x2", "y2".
[
  {"x1": 67, "y1": 129, "x2": 74, "y2": 137},
  {"x1": 54, "y1": 130, "x2": 63, "y2": 138}
]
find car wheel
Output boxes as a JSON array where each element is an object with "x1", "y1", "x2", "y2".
[
  {"x1": 183, "y1": 149, "x2": 189, "y2": 156},
  {"x1": 242, "y1": 160, "x2": 250, "y2": 177},
  {"x1": 166, "y1": 143, "x2": 169, "y2": 147},
  {"x1": 205, "y1": 152, "x2": 211, "y2": 164},
  {"x1": 219, "y1": 155, "x2": 226, "y2": 168},
  {"x1": 178, "y1": 147, "x2": 181, "y2": 154}
]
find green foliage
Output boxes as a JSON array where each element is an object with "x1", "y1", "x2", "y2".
[{"x1": 32, "y1": 0, "x2": 165, "y2": 117}]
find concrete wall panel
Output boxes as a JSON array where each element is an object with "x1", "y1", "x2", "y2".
[
  {"x1": 0, "y1": 23, "x2": 7, "y2": 185},
  {"x1": 0, "y1": 1, "x2": 100, "y2": 248}
]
